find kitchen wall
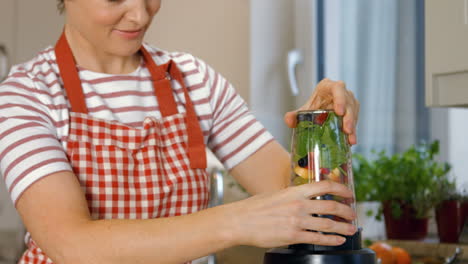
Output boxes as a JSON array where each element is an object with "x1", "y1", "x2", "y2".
[
  {"x1": 0, "y1": 1, "x2": 63, "y2": 261},
  {"x1": 145, "y1": 0, "x2": 251, "y2": 103}
]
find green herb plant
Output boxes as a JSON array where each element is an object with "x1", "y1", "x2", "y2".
[{"x1": 352, "y1": 140, "x2": 451, "y2": 220}]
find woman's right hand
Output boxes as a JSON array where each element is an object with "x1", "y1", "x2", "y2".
[{"x1": 226, "y1": 180, "x2": 356, "y2": 248}]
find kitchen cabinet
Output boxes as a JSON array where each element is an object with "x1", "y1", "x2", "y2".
[{"x1": 425, "y1": 0, "x2": 468, "y2": 107}]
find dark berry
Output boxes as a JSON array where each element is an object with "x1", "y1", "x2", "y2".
[{"x1": 298, "y1": 156, "x2": 308, "y2": 168}]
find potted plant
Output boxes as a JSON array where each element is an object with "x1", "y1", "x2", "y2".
[
  {"x1": 434, "y1": 178, "x2": 459, "y2": 243},
  {"x1": 353, "y1": 140, "x2": 451, "y2": 240},
  {"x1": 459, "y1": 188, "x2": 468, "y2": 240},
  {"x1": 352, "y1": 152, "x2": 386, "y2": 240}
]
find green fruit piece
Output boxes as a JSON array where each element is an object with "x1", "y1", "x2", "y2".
[
  {"x1": 293, "y1": 176, "x2": 308, "y2": 186},
  {"x1": 333, "y1": 195, "x2": 345, "y2": 202}
]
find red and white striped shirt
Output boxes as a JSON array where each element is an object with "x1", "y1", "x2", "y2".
[{"x1": 0, "y1": 44, "x2": 273, "y2": 204}]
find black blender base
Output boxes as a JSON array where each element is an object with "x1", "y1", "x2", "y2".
[
  {"x1": 263, "y1": 247, "x2": 376, "y2": 264},
  {"x1": 263, "y1": 229, "x2": 376, "y2": 264}
]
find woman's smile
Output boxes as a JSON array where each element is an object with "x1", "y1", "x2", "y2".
[{"x1": 113, "y1": 28, "x2": 144, "y2": 40}]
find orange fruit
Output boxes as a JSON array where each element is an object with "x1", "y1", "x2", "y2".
[
  {"x1": 392, "y1": 247, "x2": 411, "y2": 264},
  {"x1": 369, "y1": 242, "x2": 395, "y2": 264},
  {"x1": 294, "y1": 166, "x2": 312, "y2": 179}
]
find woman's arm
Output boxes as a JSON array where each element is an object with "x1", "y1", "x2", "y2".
[
  {"x1": 17, "y1": 170, "x2": 356, "y2": 264},
  {"x1": 229, "y1": 140, "x2": 291, "y2": 194},
  {"x1": 17, "y1": 171, "x2": 235, "y2": 264}
]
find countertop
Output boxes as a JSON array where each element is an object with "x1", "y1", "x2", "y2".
[{"x1": 385, "y1": 240, "x2": 468, "y2": 263}]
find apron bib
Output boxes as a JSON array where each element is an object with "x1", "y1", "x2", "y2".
[{"x1": 20, "y1": 33, "x2": 209, "y2": 264}]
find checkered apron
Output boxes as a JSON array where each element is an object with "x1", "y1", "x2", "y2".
[{"x1": 20, "y1": 33, "x2": 209, "y2": 264}]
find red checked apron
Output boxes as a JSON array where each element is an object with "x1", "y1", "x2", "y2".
[{"x1": 20, "y1": 33, "x2": 210, "y2": 264}]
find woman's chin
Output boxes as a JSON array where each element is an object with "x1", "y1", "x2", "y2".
[{"x1": 110, "y1": 41, "x2": 145, "y2": 57}]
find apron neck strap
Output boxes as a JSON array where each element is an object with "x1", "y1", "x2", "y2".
[{"x1": 55, "y1": 32, "x2": 88, "y2": 113}]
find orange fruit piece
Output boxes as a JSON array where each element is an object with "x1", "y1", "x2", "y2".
[
  {"x1": 369, "y1": 242, "x2": 395, "y2": 264},
  {"x1": 392, "y1": 247, "x2": 411, "y2": 264},
  {"x1": 327, "y1": 168, "x2": 341, "y2": 182},
  {"x1": 294, "y1": 166, "x2": 312, "y2": 179}
]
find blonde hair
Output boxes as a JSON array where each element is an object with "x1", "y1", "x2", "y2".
[{"x1": 57, "y1": 0, "x2": 64, "y2": 13}]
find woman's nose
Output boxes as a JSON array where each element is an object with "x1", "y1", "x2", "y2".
[{"x1": 126, "y1": 0, "x2": 151, "y2": 26}]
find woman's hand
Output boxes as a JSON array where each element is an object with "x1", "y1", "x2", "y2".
[
  {"x1": 227, "y1": 180, "x2": 357, "y2": 248},
  {"x1": 284, "y1": 78, "x2": 360, "y2": 145}
]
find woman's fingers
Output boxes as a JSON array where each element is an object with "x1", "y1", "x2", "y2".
[
  {"x1": 283, "y1": 78, "x2": 360, "y2": 145},
  {"x1": 299, "y1": 216, "x2": 357, "y2": 236},
  {"x1": 296, "y1": 180, "x2": 354, "y2": 200},
  {"x1": 295, "y1": 230, "x2": 347, "y2": 246},
  {"x1": 232, "y1": 181, "x2": 358, "y2": 248},
  {"x1": 328, "y1": 80, "x2": 347, "y2": 116},
  {"x1": 305, "y1": 200, "x2": 356, "y2": 221},
  {"x1": 342, "y1": 89, "x2": 359, "y2": 144},
  {"x1": 284, "y1": 110, "x2": 298, "y2": 128}
]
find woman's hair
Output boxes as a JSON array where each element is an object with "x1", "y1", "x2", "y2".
[{"x1": 57, "y1": 0, "x2": 64, "y2": 13}]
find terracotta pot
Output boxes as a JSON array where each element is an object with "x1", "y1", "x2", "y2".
[
  {"x1": 382, "y1": 201, "x2": 429, "y2": 240},
  {"x1": 460, "y1": 201, "x2": 468, "y2": 233},
  {"x1": 436, "y1": 200, "x2": 460, "y2": 243}
]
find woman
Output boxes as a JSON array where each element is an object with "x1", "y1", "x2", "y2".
[{"x1": 0, "y1": 0, "x2": 360, "y2": 263}]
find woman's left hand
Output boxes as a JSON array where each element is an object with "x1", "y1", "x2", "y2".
[{"x1": 284, "y1": 78, "x2": 360, "y2": 145}]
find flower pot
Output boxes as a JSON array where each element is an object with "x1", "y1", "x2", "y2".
[
  {"x1": 460, "y1": 201, "x2": 468, "y2": 233},
  {"x1": 436, "y1": 200, "x2": 460, "y2": 243},
  {"x1": 382, "y1": 201, "x2": 429, "y2": 240}
]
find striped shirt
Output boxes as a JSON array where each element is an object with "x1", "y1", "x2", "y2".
[{"x1": 0, "y1": 44, "x2": 274, "y2": 204}]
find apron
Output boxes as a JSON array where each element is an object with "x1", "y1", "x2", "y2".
[{"x1": 19, "y1": 33, "x2": 210, "y2": 264}]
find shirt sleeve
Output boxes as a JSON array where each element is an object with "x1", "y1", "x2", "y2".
[
  {"x1": 194, "y1": 58, "x2": 274, "y2": 170},
  {"x1": 0, "y1": 70, "x2": 72, "y2": 205}
]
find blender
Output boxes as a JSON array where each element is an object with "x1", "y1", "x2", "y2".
[{"x1": 263, "y1": 110, "x2": 376, "y2": 264}]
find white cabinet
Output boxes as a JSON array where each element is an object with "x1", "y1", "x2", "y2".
[{"x1": 425, "y1": 0, "x2": 468, "y2": 107}]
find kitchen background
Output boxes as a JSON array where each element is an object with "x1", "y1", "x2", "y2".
[{"x1": 1, "y1": 0, "x2": 468, "y2": 263}]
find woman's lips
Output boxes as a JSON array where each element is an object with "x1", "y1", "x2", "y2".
[{"x1": 114, "y1": 29, "x2": 144, "y2": 39}]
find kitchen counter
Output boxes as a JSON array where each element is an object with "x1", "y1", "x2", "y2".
[{"x1": 385, "y1": 240, "x2": 467, "y2": 262}]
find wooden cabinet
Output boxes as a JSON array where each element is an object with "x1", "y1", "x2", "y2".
[{"x1": 425, "y1": 0, "x2": 468, "y2": 107}]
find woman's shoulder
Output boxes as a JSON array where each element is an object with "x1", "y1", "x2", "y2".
[
  {"x1": 10, "y1": 46, "x2": 58, "y2": 78},
  {"x1": 1, "y1": 46, "x2": 63, "y2": 102},
  {"x1": 142, "y1": 43, "x2": 207, "y2": 73}
]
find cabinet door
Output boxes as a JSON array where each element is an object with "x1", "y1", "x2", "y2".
[{"x1": 425, "y1": 0, "x2": 468, "y2": 107}]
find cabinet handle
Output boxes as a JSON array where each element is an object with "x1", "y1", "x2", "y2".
[
  {"x1": 0, "y1": 45, "x2": 9, "y2": 81},
  {"x1": 287, "y1": 49, "x2": 303, "y2": 96}
]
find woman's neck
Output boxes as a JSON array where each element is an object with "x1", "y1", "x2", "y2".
[{"x1": 64, "y1": 25, "x2": 141, "y2": 74}]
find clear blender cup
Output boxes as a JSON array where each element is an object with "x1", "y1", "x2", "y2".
[
  {"x1": 263, "y1": 110, "x2": 376, "y2": 264},
  {"x1": 291, "y1": 110, "x2": 357, "y2": 227}
]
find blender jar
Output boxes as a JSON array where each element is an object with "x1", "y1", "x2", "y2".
[
  {"x1": 263, "y1": 110, "x2": 376, "y2": 264},
  {"x1": 291, "y1": 110, "x2": 357, "y2": 227}
]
